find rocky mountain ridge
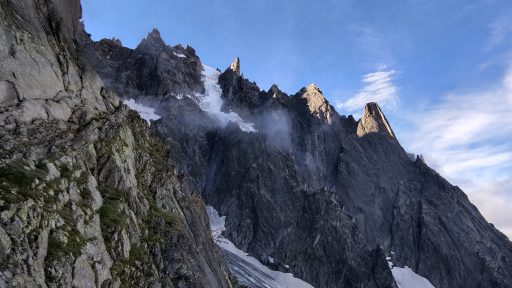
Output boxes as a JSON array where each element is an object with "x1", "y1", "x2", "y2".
[
  {"x1": 1, "y1": 0, "x2": 511, "y2": 287},
  {"x1": 89, "y1": 28, "x2": 512, "y2": 288}
]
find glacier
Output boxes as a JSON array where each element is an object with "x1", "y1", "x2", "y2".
[{"x1": 200, "y1": 65, "x2": 257, "y2": 132}]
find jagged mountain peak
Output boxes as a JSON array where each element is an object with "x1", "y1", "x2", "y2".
[
  {"x1": 297, "y1": 83, "x2": 325, "y2": 101},
  {"x1": 228, "y1": 57, "x2": 241, "y2": 77},
  {"x1": 306, "y1": 83, "x2": 322, "y2": 92},
  {"x1": 110, "y1": 37, "x2": 122, "y2": 46},
  {"x1": 268, "y1": 84, "x2": 286, "y2": 98},
  {"x1": 356, "y1": 102, "x2": 396, "y2": 140},
  {"x1": 148, "y1": 28, "x2": 163, "y2": 40},
  {"x1": 136, "y1": 28, "x2": 166, "y2": 53},
  {"x1": 295, "y1": 83, "x2": 335, "y2": 123}
]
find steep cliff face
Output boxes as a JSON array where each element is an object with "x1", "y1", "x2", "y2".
[
  {"x1": 0, "y1": 1, "x2": 235, "y2": 287},
  {"x1": 90, "y1": 31, "x2": 512, "y2": 288}
]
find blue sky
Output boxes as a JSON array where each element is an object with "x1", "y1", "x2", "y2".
[{"x1": 82, "y1": 0, "x2": 512, "y2": 238}]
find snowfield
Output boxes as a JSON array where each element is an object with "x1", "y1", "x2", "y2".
[
  {"x1": 123, "y1": 99, "x2": 161, "y2": 124},
  {"x1": 206, "y1": 206, "x2": 314, "y2": 288},
  {"x1": 200, "y1": 65, "x2": 256, "y2": 132}
]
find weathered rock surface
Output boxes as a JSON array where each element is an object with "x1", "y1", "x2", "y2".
[
  {"x1": 356, "y1": 102, "x2": 396, "y2": 139},
  {"x1": 0, "y1": 1, "x2": 235, "y2": 287}
]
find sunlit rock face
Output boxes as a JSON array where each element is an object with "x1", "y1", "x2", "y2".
[
  {"x1": 294, "y1": 83, "x2": 336, "y2": 124},
  {"x1": 229, "y1": 57, "x2": 241, "y2": 77},
  {"x1": 357, "y1": 102, "x2": 396, "y2": 139}
]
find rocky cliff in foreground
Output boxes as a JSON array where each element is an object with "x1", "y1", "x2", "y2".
[{"x1": 0, "y1": 1, "x2": 234, "y2": 287}]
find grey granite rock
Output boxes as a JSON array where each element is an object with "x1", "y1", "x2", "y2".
[
  {"x1": 0, "y1": 81, "x2": 19, "y2": 108},
  {"x1": 0, "y1": 1, "x2": 236, "y2": 287}
]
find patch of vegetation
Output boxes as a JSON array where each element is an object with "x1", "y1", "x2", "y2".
[
  {"x1": 35, "y1": 161, "x2": 49, "y2": 172},
  {"x1": 46, "y1": 228, "x2": 85, "y2": 261},
  {"x1": 47, "y1": 235, "x2": 65, "y2": 260},
  {"x1": 144, "y1": 200, "x2": 183, "y2": 244},
  {"x1": 46, "y1": 205, "x2": 86, "y2": 261},
  {"x1": 98, "y1": 184, "x2": 128, "y2": 250},
  {"x1": 0, "y1": 161, "x2": 47, "y2": 188},
  {"x1": 78, "y1": 187, "x2": 93, "y2": 211},
  {"x1": 110, "y1": 243, "x2": 148, "y2": 278},
  {"x1": 129, "y1": 244, "x2": 147, "y2": 262},
  {"x1": 75, "y1": 171, "x2": 89, "y2": 187},
  {"x1": 0, "y1": 161, "x2": 48, "y2": 205},
  {"x1": 99, "y1": 202, "x2": 126, "y2": 232},
  {"x1": 59, "y1": 165, "x2": 73, "y2": 179},
  {"x1": 99, "y1": 184, "x2": 125, "y2": 202},
  {"x1": 170, "y1": 276, "x2": 183, "y2": 285}
]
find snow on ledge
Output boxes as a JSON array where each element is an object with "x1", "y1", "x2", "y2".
[
  {"x1": 123, "y1": 99, "x2": 161, "y2": 124},
  {"x1": 173, "y1": 52, "x2": 187, "y2": 58},
  {"x1": 388, "y1": 260, "x2": 436, "y2": 288},
  {"x1": 206, "y1": 206, "x2": 314, "y2": 288}
]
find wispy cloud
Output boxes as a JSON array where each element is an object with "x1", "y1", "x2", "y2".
[
  {"x1": 349, "y1": 25, "x2": 401, "y2": 69},
  {"x1": 403, "y1": 66, "x2": 512, "y2": 239},
  {"x1": 487, "y1": 12, "x2": 512, "y2": 49},
  {"x1": 464, "y1": 177, "x2": 512, "y2": 239},
  {"x1": 336, "y1": 70, "x2": 398, "y2": 112}
]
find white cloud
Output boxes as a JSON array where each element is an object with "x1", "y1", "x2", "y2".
[
  {"x1": 487, "y1": 13, "x2": 512, "y2": 49},
  {"x1": 402, "y1": 67, "x2": 512, "y2": 239},
  {"x1": 336, "y1": 70, "x2": 398, "y2": 112},
  {"x1": 464, "y1": 178, "x2": 512, "y2": 240}
]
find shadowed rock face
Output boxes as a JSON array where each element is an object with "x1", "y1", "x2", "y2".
[{"x1": 90, "y1": 17, "x2": 512, "y2": 288}]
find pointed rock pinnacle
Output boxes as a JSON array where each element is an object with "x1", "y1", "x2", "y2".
[
  {"x1": 229, "y1": 57, "x2": 241, "y2": 77},
  {"x1": 356, "y1": 102, "x2": 396, "y2": 140}
]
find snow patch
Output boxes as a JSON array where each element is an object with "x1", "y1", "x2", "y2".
[
  {"x1": 207, "y1": 206, "x2": 226, "y2": 238},
  {"x1": 206, "y1": 206, "x2": 314, "y2": 288},
  {"x1": 123, "y1": 99, "x2": 161, "y2": 124},
  {"x1": 388, "y1": 260, "x2": 436, "y2": 288},
  {"x1": 173, "y1": 52, "x2": 187, "y2": 58},
  {"x1": 199, "y1": 65, "x2": 256, "y2": 132}
]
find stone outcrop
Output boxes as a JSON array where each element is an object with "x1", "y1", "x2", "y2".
[
  {"x1": 229, "y1": 57, "x2": 241, "y2": 77},
  {"x1": 295, "y1": 83, "x2": 336, "y2": 124},
  {"x1": 85, "y1": 29, "x2": 203, "y2": 102},
  {"x1": 357, "y1": 102, "x2": 396, "y2": 140}
]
